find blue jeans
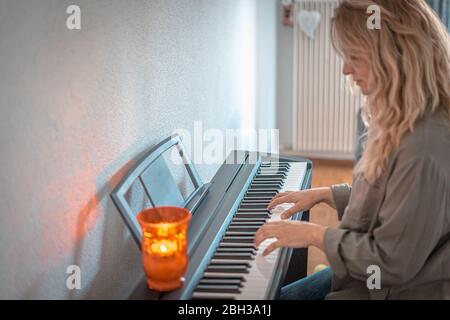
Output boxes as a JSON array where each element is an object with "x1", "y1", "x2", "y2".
[{"x1": 279, "y1": 267, "x2": 332, "y2": 300}]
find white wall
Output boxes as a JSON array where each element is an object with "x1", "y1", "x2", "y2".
[{"x1": 0, "y1": 0, "x2": 277, "y2": 299}]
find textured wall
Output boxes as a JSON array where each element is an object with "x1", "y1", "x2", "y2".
[{"x1": 0, "y1": 0, "x2": 276, "y2": 299}]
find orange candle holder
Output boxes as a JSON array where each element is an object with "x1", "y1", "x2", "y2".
[{"x1": 137, "y1": 206, "x2": 192, "y2": 292}]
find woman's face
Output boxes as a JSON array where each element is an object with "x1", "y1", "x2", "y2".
[{"x1": 342, "y1": 56, "x2": 372, "y2": 95}]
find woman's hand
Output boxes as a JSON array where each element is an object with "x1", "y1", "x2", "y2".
[
  {"x1": 267, "y1": 187, "x2": 336, "y2": 220},
  {"x1": 254, "y1": 221, "x2": 327, "y2": 256}
]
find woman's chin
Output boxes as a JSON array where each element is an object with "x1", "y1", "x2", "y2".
[{"x1": 358, "y1": 84, "x2": 370, "y2": 95}]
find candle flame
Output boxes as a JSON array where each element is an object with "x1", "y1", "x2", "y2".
[{"x1": 160, "y1": 244, "x2": 168, "y2": 253}]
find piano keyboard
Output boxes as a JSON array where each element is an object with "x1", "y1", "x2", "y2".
[{"x1": 192, "y1": 161, "x2": 307, "y2": 299}]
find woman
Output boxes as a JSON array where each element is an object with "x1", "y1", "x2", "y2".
[{"x1": 255, "y1": 0, "x2": 450, "y2": 299}]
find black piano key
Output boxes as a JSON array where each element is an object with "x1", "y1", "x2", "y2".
[
  {"x1": 249, "y1": 184, "x2": 282, "y2": 189},
  {"x1": 245, "y1": 191, "x2": 277, "y2": 197},
  {"x1": 231, "y1": 219, "x2": 266, "y2": 224},
  {"x1": 238, "y1": 202, "x2": 269, "y2": 211},
  {"x1": 239, "y1": 204, "x2": 269, "y2": 209},
  {"x1": 235, "y1": 213, "x2": 269, "y2": 219},
  {"x1": 235, "y1": 213, "x2": 270, "y2": 218},
  {"x1": 249, "y1": 184, "x2": 282, "y2": 193},
  {"x1": 217, "y1": 244, "x2": 256, "y2": 250},
  {"x1": 260, "y1": 168, "x2": 289, "y2": 173},
  {"x1": 258, "y1": 173, "x2": 287, "y2": 177},
  {"x1": 241, "y1": 198, "x2": 272, "y2": 203},
  {"x1": 250, "y1": 182, "x2": 282, "y2": 186},
  {"x1": 231, "y1": 218, "x2": 267, "y2": 223},
  {"x1": 248, "y1": 188, "x2": 279, "y2": 193},
  {"x1": 195, "y1": 285, "x2": 241, "y2": 294},
  {"x1": 216, "y1": 246, "x2": 255, "y2": 251},
  {"x1": 215, "y1": 253, "x2": 255, "y2": 258},
  {"x1": 225, "y1": 231, "x2": 257, "y2": 236},
  {"x1": 233, "y1": 215, "x2": 268, "y2": 219},
  {"x1": 218, "y1": 247, "x2": 257, "y2": 253},
  {"x1": 260, "y1": 162, "x2": 290, "y2": 166},
  {"x1": 222, "y1": 234, "x2": 255, "y2": 240},
  {"x1": 259, "y1": 167, "x2": 290, "y2": 171},
  {"x1": 199, "y1": 278, "x2": 243, "y2": 286},
  {"x1": 255, "y1": 173, "x2": 287, "y2": 178},
  {"x1": 246, "y1": 189, "x2": 278, "y2": 193},
  {"x1": 252, "y1": 179, "x2": 285, "y2": 184},
  {"x1": 221, "y1": 236, "x2": 255, "y2": 243},
  {"x1": 243, "y1": 196, "x2": 273, "y2": 200},
  {"x1": 250, "y1": 183, "x2": 284, "y2": 188},
  {"x1": 242, "y1": 199, "x2": 273, "y2": 204},
  {"x1": 253, "y1": 180, "x2": 285, "y2": 184},
  {"x1": 215, "y1": 249, "x2": 256, "y2": 256},
  {"x1": 210, "y1": 260, "x2": 251, "y2": 266},
  {"x1": 259, "y1": 164, "x2": 290, "y2": 169},
  {"x1": 213, "y1": 253, "x2": 254, "y2": 260},
  {"x1": 252, "y1": 173, "x2": 286, "y2": 182},
  {"x1": 216, "y1": 245, "x2": 255, "y2": 250},
  {"x1": 216, "y1": 244, "x2": 256, "y2": 250},
  {"x1": 237, "y1": 208, "x2": 271, "y2": 213},
  {"x1": 240, "y1": 201, "x2": 270, "y2": 205},
  {"x1": 230, "y1": 218, "x2": 266, "y2": 227},
  {"x1": 206, "y1": 265, "x2": 249, "y2": 273},
  {"x1": 259, "y1": 166, "x2": 289, "y2": 171},
  {"x1": 240, "y1": 203, "x2": 270, "y2": 208},
  {"x1": 244, "y1": 197, "x2": 275, "y2": 202},
  {"x1": 250, "y1": 185, "x2": 283, "y2": 191},
  {"x1": 229, "y1": 224, "x2": 264, "y2": 229},
  {"x1": 236, "y1": 209, "x2": 271, "y2": 214},
  {"x1": 228, "y1": 226, "x2": 260, "y2": 232},
  {"x1": 201, "y1": 274, "x2": 246, "y2": 282},
  {"x1": 201, "y1": 272, "x2": 246, "y2": 282},
  {"x1": 259, "y1": 167, "x2": 289, "y2": 172}
]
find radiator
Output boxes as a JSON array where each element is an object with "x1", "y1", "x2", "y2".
[{"x1": 292, "y1": 0, "x2": 363, "y2": 160}]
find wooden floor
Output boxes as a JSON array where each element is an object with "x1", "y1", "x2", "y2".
[{"x1": 307, "y1": 159, "x2": 354, "y2": 275}]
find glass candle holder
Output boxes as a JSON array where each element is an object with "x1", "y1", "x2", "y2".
[{"x1": 137, "y1": 206, "x2": 191, "y2": 292}]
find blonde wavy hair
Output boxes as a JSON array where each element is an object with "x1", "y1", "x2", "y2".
[{"x1": 331, "y1": 0, "x2": 450, "y2": 181}]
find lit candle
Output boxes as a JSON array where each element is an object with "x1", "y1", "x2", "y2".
[
  {"x1": 150, "y1": 240, "x2": 177, "y2": 257},
  {"x1": 137, "y1": 206, "x2": 191, "y2": 292}
]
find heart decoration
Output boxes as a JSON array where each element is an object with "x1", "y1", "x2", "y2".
[{"x1": 296, "y1": 10, "x2": 321, "y2": 39}]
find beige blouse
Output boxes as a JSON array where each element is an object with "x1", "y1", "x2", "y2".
[{"x1": 324, "y1": 111, "x2": 450, "y2": 299}]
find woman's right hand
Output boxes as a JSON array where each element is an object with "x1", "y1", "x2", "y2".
[{"x1": 267, "y1": 187, "x2": 335, "y2": 220}]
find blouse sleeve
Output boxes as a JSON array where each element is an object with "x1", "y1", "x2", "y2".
[
  {"x1": 330, "y1": 183, "x2": 352, "y2": 220},
  {"x1": 324, "y1": 155, "x2": 448, "y2": 286}
]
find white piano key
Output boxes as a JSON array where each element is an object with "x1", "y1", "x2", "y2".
[{"x1": 226, "y1": 162, "x2": 307, "y2": 300}]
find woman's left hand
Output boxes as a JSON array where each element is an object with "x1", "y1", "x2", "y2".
[{"x1": 254, "y1": 221, "x2": 327, "y2": 256}]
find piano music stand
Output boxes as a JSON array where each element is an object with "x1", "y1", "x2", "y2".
[{"x1": 110, "y1": 133, "x2": 208, "y2": 247}]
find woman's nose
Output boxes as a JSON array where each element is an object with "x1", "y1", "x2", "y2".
[{"x1": 342, "y1": 63, "x2": 353, "y2": 76}]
